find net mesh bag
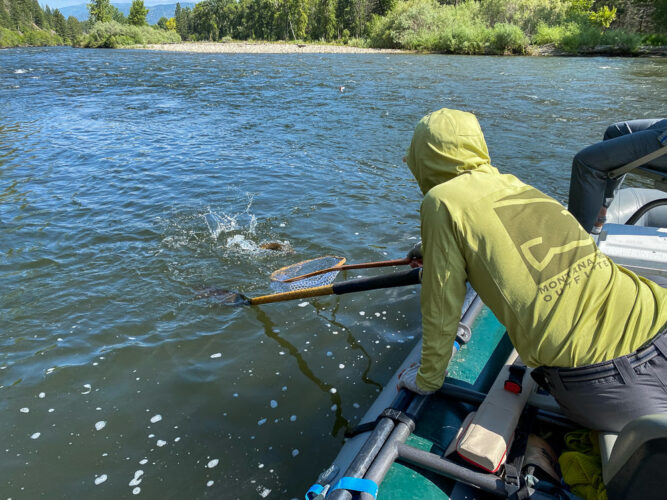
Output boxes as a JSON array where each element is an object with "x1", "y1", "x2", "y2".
[{"x1": 270, "y1": 256, "x2": 346, "y2": 292}]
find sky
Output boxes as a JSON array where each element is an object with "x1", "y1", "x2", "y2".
[{"x1": 40, "y1": 0, "x2": 199, "y2": 8}]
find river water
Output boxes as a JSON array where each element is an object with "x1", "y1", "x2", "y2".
[{"x1": 1, "y1": 47, "x2": 665, "y2": 499}]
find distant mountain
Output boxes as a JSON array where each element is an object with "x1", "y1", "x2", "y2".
[{"x1": 58, "y1": 2, "x2": 196, "y2": 24}]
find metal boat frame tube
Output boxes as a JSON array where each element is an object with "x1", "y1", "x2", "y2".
[
  {"x1": 324, "y1": 293, "x2": 483, "y2": 500},
  {"x1": 397, "y1": 443, "x2": 508, "y2": 495},
  {"x1": 359, "y1": 395, "x2": 429, "y2": 498}
]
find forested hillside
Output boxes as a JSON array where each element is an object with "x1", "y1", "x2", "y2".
[{"x1": 0, "y1": 0, "x2": 83, "y2": 46}]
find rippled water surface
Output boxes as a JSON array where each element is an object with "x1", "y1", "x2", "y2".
[{"x1": 1, "y1": 47, "x2": 665, "y2": 499}]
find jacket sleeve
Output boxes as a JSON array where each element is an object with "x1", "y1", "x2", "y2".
[{"x1": 416, "y1": 194, "x2": 468, "y2": 392}]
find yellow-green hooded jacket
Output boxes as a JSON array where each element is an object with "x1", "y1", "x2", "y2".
[{"x1": 407, "y1": 108, "x2": 667, "y2": 392}]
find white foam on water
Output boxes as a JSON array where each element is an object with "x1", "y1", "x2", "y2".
[
  {"x1": 338, "y1": 364, "x2": 345, "y2": 369},
  {"x1": 225, "y1": 234, "x2": 260, "y2": 252},
  {"x1": 298, "y1": 302, "x2": 309, "y2": 308},
  {"x1": 139, "y1": 459, "x2": 148, "y2": 465},
  {"x1": 204, "y1": 211, "x2": 238, "y2": 240},
  {"x1": 156, "y1": 440, "x2": 167, "y2": 447},
  {"x1": 150, "y1": 415, "x2": 162, "y2": 423},
  {"x1": 210, "y1": 353, "x2": 222, "y2": 359},
  {"x1": 257, "y1": 418, "x2": 267, "y2": 426},
  {"x1": 39, "y1": 392, "x2": 45, "y2": 398},
  {"x1": 291, "y1": 449, "x2": 299, "y2": 457},
  {"x1": 329, "y1": 388, "x2": 337, "y2": 394},
  {"x1": 94, "y1": 474, "x2": 107, "y2": 485},
  {"x1": 207, "y1": 458, "x2": 219, "y2": 468},
  {"x1": 270, "y1": 400, "x2": 277, "y2": 408},
  {"x1": 95, "y1": 421, "x2": 106, "y2": 431},
  {"x1": 30, "y1": 432, "x2": 40, "y2": 439},
  {"x1": 132, "y1": 487, "x2": 141, "y2": 495},
  {"x1": 14, "y1": 69, "x2": 27, "y2": 74},
  {"x1": 174, "y1": 437, "x2": 181, "y2": 442},
  {"x1": 290, "y1": 415, "x2": 296, "y2": 422},
  {"x1": 81, "y1": 384, "x2": 92, "y2": 395},
  {"x1": 207, "y1": 480, "x2": 214, "y2": 487},
  {"x1": 20, "y1": 408, "x2": 29, "y2": 413},
  {"x1": 258, "y1": 486, "x2": 271, "y2": 498},
  {"x1": 129, "y1": 470, "x2": 144, "y2": 486}
]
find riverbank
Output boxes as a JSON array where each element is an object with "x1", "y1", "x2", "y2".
[
  {"x1": 132, "y1": 40, "x2": 666, "y2": 57},
  {"x1": 134, "y1": 41, "x2": 412, "y2": 54}
]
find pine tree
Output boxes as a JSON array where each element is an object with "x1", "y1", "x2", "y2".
[
  {"x1": 53, "y1": 9, "x2": 67, "y2": 39},
  {"x1": 128, "y1": 0, "x2": 149, "y2": 26},
  {"x1": 88, "y1": 0, "x2": 112, "y2": 23}
]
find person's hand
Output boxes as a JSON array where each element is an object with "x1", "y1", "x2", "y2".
[
  {"x1": 397, "y1": 364, "x2": 435, "y2": 396},
  {"x1": 406, "y1": 241, "x2": 423, "y2": 268}
]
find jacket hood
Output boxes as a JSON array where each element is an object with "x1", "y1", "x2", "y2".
[{"x1": 406, "y1": 108, "x2": 495, "y2": 194}]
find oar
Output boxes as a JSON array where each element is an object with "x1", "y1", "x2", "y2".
[
  {"x1": 208, "y1": 268, "x2": 421, "y2": 306},
  {"x1": 276, "y1": 257, "x2": 412, "y2": 283}
]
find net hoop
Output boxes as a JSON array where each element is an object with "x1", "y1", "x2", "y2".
[{"x1": 269, "y1": 256, "x2": 346, "y2": 292}]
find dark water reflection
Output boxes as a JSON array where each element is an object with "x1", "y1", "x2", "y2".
[{"x1": 0, "y1": 47, "x2": 665, "y2": 498}]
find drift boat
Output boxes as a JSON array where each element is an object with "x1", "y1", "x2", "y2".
[{"x1": 306, "y1": 144, "x2": 667, "y2": 499}]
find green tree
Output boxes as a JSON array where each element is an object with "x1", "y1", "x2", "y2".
[
  {"x1": 111, "y1": 6, "x2": 127, "y2": 23},
  {"x1": 67, "y1": 16, "x2": 83, "y2": 40},
  {"x1": 53, "y1": 9, "x2": 68, "y2": 39},
  {"x1": 312, "y1": 0, "x2": 337, "y2": 39},
  {"x1": 88, "y1": 0, "x2": 112, "y2": 23},
  {"x1": 128, "y1": 0, "x2": 149, "y2": 26},
  {"x1": 175, "y1": 3, "x2": 193, "y2": 39},
  {"x1": 285, "y1": 0, "x2": 309, "y2": 39},
  {"x1": 32, "y1": 0, "x2": 46, "y2": 27},
  {"x1": 0, "y1": 2, "x2": 11, "y2": 29},
  {"x1": 589, "y1": 5, "x2": 617, "y2": 28}
]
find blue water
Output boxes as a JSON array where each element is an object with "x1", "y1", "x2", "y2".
[{"x1": 1, "y1": 46, "x2": 665, "y2": 499}]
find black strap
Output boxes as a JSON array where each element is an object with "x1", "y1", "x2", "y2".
[
  {"x1": 344, "y1": 408, "x2": 415, "y2": 438},
  {"x1": 505, "y1": 407, "x2": 538, "y2": 499}
]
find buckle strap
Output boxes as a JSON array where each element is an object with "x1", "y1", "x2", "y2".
[{"x1": 331, "y1": 477, "x2": 378, "y2": 499}]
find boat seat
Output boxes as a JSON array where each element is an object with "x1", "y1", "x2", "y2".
[{"x1": 598, "y1": 413, "x2": 667, "y2": 500}]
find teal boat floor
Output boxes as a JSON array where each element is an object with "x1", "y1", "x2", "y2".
[{"x1": 378, "y1": 309, "x2": 511, "y2": 500}]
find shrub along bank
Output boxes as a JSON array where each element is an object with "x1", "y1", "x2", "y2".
[
  {"x1": 365, "y1": 0, "x2": 654, "y2": 54},
  {"x1": 78, "y1": 21, "x2": 181, "y2": 48}
]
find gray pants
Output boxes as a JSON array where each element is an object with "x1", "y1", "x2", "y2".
[
  {"x1": 533, "y1": 329, "x2": 667, "y2": 432},
  {"x1": 568, "y1": 119, "x2": 667, "y2": 232}
]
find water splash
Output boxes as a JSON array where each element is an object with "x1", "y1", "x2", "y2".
[{"x1": 202, "y1": 195, "x2": 291, "y2": 256}]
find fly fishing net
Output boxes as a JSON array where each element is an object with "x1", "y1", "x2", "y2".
[{"x1": 270, "y1": 256, "x2": 346, "y2": 292}]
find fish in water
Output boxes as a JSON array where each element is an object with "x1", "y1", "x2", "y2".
[
  {"x1": 195, "y1": 288, "x2": 248, "y2": 305},
  {"x1": 260, "y1": 241, "x2": 292, "y2": 252}
]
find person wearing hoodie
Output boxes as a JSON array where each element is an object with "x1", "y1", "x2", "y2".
[{"x1": 397, "y1": 108, "x2": 667, "y2": 432}]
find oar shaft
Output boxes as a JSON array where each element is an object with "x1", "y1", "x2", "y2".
[
  {"x1": 332, "y1": 268, "x2": 421, "y2": 295},
  {"x1": 248, "y1": 268, "x2": 422, "y2": 306},
  {"x1": 249, "y1": 285, "x2": 334, "y2": 305},
  {"x1": 282, "y1": 258, "x2": 412, "y2": 283}
]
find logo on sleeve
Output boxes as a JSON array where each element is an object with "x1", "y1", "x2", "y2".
[{"x1": 493, "y1": 188, "x2": 596, "y2": 285}]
